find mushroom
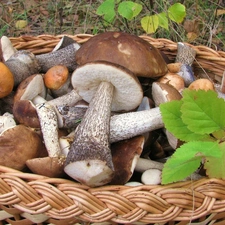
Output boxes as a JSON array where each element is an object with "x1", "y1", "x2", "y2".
[
  {"x1": 175, "y1": 42, "x2": 196, "y2": 86},
  {"x1": 0, "y1": 62, "x2": 14, "y2": 98},
  {"x1": 52, "y1": 35, "x2": 77, "y2": 51},
  {"x1": 43, "y1": 64, "x2": 73, "y2": 97},
  {"x1": 151, "y1": 82, "x2": 182, "y2": 107},
  {"x1": 13, "y1": 74, "x2": 82, "y2": 128},
  {"x1": 110, "y1": 135, "x2": 145, "y2": 185},
  {"x1": 188, "y1": 78, "x2": 215, "y2": 91},
  {"x1": 36, "y1": 42, "x2": 80, "y2": 72},
  {"x1": 64, "y1": 61, "x2": 143, "y2": 187},
  {"x1": 0, "y1": 124, "x2": 46, "y2": 170},
  {"x1": 0, "y1": 36, "x2": 17, "y2": 62},
  {"x1": 75, "y1": 31, "x2": 168, "y2": 80},
  {"x1": 5, "y1": 50, "x2": 40, "y2": 87}
]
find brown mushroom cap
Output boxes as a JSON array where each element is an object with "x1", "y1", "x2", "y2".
[
  {"x1": 75, "y1": 31, "x2": 168, "y2": 78},
  {"x1": 13, "y1": 99, "x2": 40, "y2": 128},
  {"x1": 0, "y1": 124, "x2": 46, "y2": 170},
  {"x1": 14, "y1": 74, "x2": 47, "y2": 102}
]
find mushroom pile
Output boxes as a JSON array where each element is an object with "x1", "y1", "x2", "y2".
[{"x1": 0, "y1": 32, "x2": 224, "y2": 187}]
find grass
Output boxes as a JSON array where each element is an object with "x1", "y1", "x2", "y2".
[{"x1": 0, "y1": 0, "x2": 225, "y2": 50}]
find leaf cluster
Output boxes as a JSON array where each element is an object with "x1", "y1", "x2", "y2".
[
  {"x1": 160, "y1": 89, "x2": 225, "y2": 184},
  {"x1": 96, "y1": 0, "x2": 186, "y2": 34}
]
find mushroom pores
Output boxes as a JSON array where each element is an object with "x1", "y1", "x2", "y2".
[
  {"x1": 0, "y1": 62, "x2": 14, "y2": 98},
  {"x1": 75, "y1": 31, "x2": 168, "y2": 78},
  {"x1": 71, "y1": 61, "x2": 143, "y2": 112}
]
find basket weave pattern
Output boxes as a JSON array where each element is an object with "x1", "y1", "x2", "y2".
[{"x1": 0, "y1": 34, "x2": 225, "y2": 225}]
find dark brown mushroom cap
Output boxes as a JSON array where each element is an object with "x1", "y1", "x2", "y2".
[
  {"x1": 75, "y1": 31, "x2": 168, "y2": 78},
  {"x1": 13, "y1": 99, "x2": 40, "y2": 128}
]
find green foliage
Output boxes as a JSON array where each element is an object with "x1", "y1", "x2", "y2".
[
  {"x1": 160, "y1": 89, "x2": 225, "y2": 184},
  {"x1": 96, "y1": 1, "x2": 186, "y2": 34}
]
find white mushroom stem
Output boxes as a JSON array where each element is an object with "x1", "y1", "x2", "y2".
[
  {"x1": 1, "y1": 36, "x2": 17, "y2": 61},
  {"x1": 64, "y1": 81, "x2": 115, "y2": 187},
  {"x1": 36, "y1": 103, "x2": 61, "y2": 157},
  {"x1": 109, "y1": 107, "x2": 163, "y2": 143},
  {"x1": 32, "y1": 89, "x2": 83, "y2": 128},
  {"x1": 0, "y1": 114, "x2": 16, "y2": 134},
  {"x1": 134, "y1": 157, "x2": 164, "y2": 173}
]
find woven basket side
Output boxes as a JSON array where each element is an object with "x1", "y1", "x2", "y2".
[
  {"x1": 9, "y1": 34, "x2": 225, "y2": 83},
  {"x1": 1, "y1": 167, "x2": 225, "y2": 224}
]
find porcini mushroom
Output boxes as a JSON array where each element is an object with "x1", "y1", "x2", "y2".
[
  {"x1": 75, "y1": 31, "x2": 168, "y2": 79},
  {"x1": 0, "y1": 124, "x2": 46, "y2": 170},
  {"x1": 64, "y1": 61, "x2": 143, "y2": 187}
]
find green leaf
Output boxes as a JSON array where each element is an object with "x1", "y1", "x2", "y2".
[
  {"x1": 96, "y1": 0, "x2": 116, "y2": 24},
  {"x1": 160, "y1": 100, "x2": 211, "y2": 142},
  {"x1": 158, "y1": 12, "x2": 168, "y2": 30},
  {"x1": 181, "y1": 89, "x2": 225, "y2": 135},
  {"x1": 118, "y1": 1, "x2": 142, "y2": 20},
  {"x1": 204, "y1": 141, "x2": 225, "y2": 179},
  {"x1": 141, "y1": 15, "x2": 159, "y2": 34},
  {"x1": 162, "y1": 141, "x2": 222, "y2": 184},
  {"x1": 168, "y1": 3, "x2": 186, "y2": 23}
]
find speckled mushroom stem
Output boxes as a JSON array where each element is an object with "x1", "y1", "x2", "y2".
[
  {"x1": 109, "y1": 107, "x2": 163, "y2": 143},
  {"x1": 64, "y1": 81, "x2": 115, "y2": 186},
  {"x1": 36, "y1": 43, "x2": 80, "y2": 72}
]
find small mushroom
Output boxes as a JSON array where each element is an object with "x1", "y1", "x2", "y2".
[
  {"x1": 151, "y1": 82, "x2": 182, "y2": 107},
  {"x1": 110, "y1": 135, "x2": 145, "y2": 185},
  {"x1": 175, "y1": 42, "x2": 197, "y2": 86},
  {"x1": 0, "y1": 36, "x2": 17, "y2": 62},
  {"x1": 43, "y1": 64, "x2": 73, "y2": 97},
  {"x1": 64, "y1": 61, "x2": 143, "y2": 187},
  {"x1": 0, "y1": 124, "x2": 46, "y2": 170},
  {"x1": 0, "y1": 62, "x2": 14, "y2": 98},
  {"x1": 188, "y1": 78, "x2": 215, "y2": 91}
]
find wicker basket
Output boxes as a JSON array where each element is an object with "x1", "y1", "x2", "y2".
[{"x1": 0, "y1": 34, "x2": 225, "y2": 225}]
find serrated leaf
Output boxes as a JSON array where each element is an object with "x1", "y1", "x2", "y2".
[
  {"x1": 162, "y1": 141, "x2": 222, "y2": 184},
  {"x1": 141, "y1": 15, "x2": 159, "y2": 34},
  {"x1": 160, "y1": 100, "x2": 211, "y2": 142},
  {"x1": 118, "y1": 1, "x2": 142, "y2": 20},
  {"x1": 158, "y1": 12, "x2": 168, "y2": 30},
  {"x1": 181, "y1": 89, "x2": 225, "y2": 135},
  {"x1": 204, "y1": 141, "x2": 225, "y2": 179},
  {"x1": 168, "y1": 3, "x2": 186, "y2": 23},
  {"x1": 96, "y1": 0, "x2": 115, "y2": 24}
]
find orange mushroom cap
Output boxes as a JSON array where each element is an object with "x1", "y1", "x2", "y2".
[
  {"x1": 0, "y1": 62, "x2": 14, "y2": 98},
  {"x1": 44, "y1": 65, "x2": 69, "y2": 90}
]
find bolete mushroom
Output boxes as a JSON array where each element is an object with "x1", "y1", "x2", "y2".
[
  {"x1": 75, "y1": 31, "x2": 168, "y2": 79},
  {"x1": 0, "y1": 124, "x2": 46, "y2": 170},
  {"x1": 64, "y1": 61, "x2": 143, "y2": 187}
]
